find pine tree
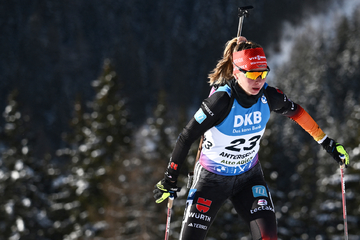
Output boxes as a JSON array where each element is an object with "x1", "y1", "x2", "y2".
[
  {"x1": 111, "y1": 89, "x2": 180, "y2": 239},
  {"x1": 89, "y1": 59, "x2": 133, "y2": 238},
  {"x1": 0, "y1": 90, "x2": 54, "y2": 239},
  {"x1": 53, "y1": 59, "x2": 133, "y2": 239}
]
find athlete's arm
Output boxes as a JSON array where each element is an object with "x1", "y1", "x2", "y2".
[
  {"x1": 265, "y1": 86, "x2": 326, "y2": 142},
  {"x1": 265, "y1": 86, "x2": 349, "y2": 166},
  {"x1": 165, "y1": 90, "x2": 231, "y2": 180}
]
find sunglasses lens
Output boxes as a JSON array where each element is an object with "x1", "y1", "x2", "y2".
[
  {"x1": 245, "y1": 70, "x2": 269, "y2": 80},
  {"x1": 244, "y1": 72, "x2": 259, "y2": 80},
  {"x1": 261, "y1": 71, "x2": 269, "y2": 79}
]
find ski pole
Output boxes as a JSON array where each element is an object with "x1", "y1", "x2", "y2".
[
  {"x1": 339, "y1": 155, "x2": 348, "y2": 240},
  {"x1": 237, "y1": 6, "x2": 253, "y2": 37},
  {"x1": 164, "y1": 195, "x2": 174, "y2": 240}
]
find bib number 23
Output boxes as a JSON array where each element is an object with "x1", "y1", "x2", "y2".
[{"x1": 225, "y1": 135, "x2": 261, "y2": 152}]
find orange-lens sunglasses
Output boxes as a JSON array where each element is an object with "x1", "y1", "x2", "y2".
[{"x1": 234, "y1": 63, "x2": 270, "y2": 80}]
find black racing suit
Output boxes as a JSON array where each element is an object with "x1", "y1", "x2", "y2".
[{"x1": 166, "y1": 79, "x2": 301, "y2": 240}]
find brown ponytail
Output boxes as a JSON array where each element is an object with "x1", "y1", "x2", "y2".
[{"x1": 208, "y1": 37, "x2": 263, "y2": 86}]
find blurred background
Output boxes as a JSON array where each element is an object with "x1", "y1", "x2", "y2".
[{"x1": 0, "y1": 0, "x2": 359, "y2": 239}]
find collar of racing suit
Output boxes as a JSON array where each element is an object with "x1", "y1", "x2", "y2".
[{"x1": 230, "y1": 78, "x2": 265, "y2": 108}]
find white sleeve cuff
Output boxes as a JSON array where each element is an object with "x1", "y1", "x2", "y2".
[{"x1": 317, "y1": 135, "x2": 328, "y2": 144}]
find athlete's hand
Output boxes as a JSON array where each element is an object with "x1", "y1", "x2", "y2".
[
  {"x1": 153, "y1": 178, "x2": 181, "y2": 203},
  {"x1": 321, "y1": 137, "x2": 349, "y2": 167}
]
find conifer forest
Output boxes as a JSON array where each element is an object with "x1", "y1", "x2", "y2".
[{"x1": 1, "y1": 0, "x2": 360, "y2": 239}]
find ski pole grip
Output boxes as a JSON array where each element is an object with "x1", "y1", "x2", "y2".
[
  {"x1": 168, "y1": 196, "x2": 174, "y2": 209},
  {"x1": 340, "y1": 155, "x2": 346, "y2": 169}
]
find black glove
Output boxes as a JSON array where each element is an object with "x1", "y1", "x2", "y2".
[
  {"x1": 153, "y1": 178, "x2": 181, "y2": 203},
  {"x1": 321, "y1": 137, "x2": 349, "y2": 167}
]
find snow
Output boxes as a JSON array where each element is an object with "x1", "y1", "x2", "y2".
[{"x1": 267, "y1": 0, "x2": 360, "y2": 81}]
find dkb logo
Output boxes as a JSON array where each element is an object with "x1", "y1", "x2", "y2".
[{"x1": 234, "y1": 111, "x2": 262, "y2": 127}]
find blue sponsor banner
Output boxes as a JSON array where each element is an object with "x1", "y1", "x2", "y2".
[
  {"x1": 216, "y1": 94, "x2": 270, "y2": 136},
  {"x1": 252, "y1": 185, "x2": 268, "y2": 198},
  {"x1": 194, "y1": 109, "x2": 207, "y2": 124}
]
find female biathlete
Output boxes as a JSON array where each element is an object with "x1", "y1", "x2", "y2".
[{"x1": 153, "y1": 36, "x2": 349, "y2": 240}]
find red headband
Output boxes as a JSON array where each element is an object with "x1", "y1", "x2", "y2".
[{"x1": 233, "y1": 47, "x2": 267, "y2": 73}]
